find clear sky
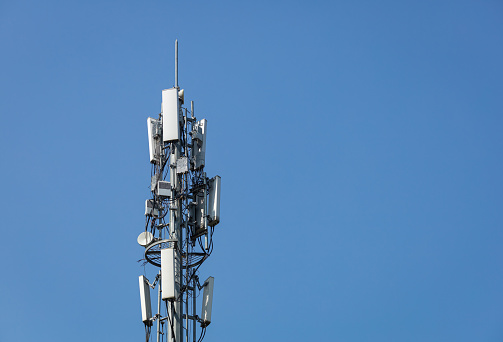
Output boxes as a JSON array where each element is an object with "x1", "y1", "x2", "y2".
[{"x1": 1, "y1": 1, "x2": 502, "y2": 341}]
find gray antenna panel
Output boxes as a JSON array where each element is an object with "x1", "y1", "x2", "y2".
[
  {"x1": 147, "y1": 117, "x2": 161, "y2": 164},
  {"x1": 208, "y1": 176, "x2": 221, "y2": 226},
  {"x1": 162, "y1": 88, "x2": 180, "y2": 142},
  {"x1": 190, "y1": 192, "x2": 206, "y2": 238},
  {"x1": 139, "y1": 275, "x2": 152, "y2": 324},
  {"x1": 191, "y1": 119, "x2": 207, "y2": 170},
  {"x1": 201, "y1": 276, "x2": 214, "y2": 327}
]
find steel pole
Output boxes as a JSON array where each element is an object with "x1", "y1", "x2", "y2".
[
  {"x1": 193, "y1": 276, "x2": 197, "y2": 342},
  {"x1": 157, "y1": 270, "x2": 161, "y2": 342},
  {"x1": 168, "y1": 140, "x2": 182, "y2": 342}
]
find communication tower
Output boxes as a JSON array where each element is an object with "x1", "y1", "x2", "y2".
[{"x1": 137, "y1": 40, "x2": 221, "y2": 342}]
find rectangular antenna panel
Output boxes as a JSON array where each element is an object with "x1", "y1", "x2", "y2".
[
  {"x1": 191, "y1": 119, "x2": 207, "y2": 170},
  {"x1": 162, "y1": 88, "x2": 180, "y2": 142},
  {"x1": 201, "y1": 276, "x2": 214, "y2": 327},
  {"x1": 139, "y1": 275, "x2": 152, "y2": 324},
  {"x1": 161, "y1": 248, "x2": 180, "y2": 300},
  {"x1": 147, "y1": 117, "x2": 161, "y2": 164},
  {"x1": 190, "y1": 192, "x2": 205, "y2": 239},
  {"x1": 208, "y1": 176, "x2": 221, "y2": 226}
]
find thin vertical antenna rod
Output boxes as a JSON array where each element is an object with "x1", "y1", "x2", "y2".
[{"x1": 175, "y1": 40, "x2": 178, "y2": 88}]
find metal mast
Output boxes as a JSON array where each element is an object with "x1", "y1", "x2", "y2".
[{"x1": 138, "y1": 40, "x2": 221, "y2": 342}]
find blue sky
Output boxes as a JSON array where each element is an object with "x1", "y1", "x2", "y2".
[{"x1": 1, "y1": 1, "x2": 502, "y2": 341}]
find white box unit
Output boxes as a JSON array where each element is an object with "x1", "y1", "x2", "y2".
[
  {"x1": 201, "y1": 276, "x2": 214, "y2": 327},
  {"x1": 191, "y1": 119, "x2": 207, "y2": 170},
  {"x1": 156, "y1": 181, "x2": 171, "y2": 198},
  {"x1": 139, "y1": 275, "x2": 152, "y2": 325},
  {"x1": 162, "y1": 88, "x2": 180, "y2": 142},
  {"x1": 208, "y1": 176, "x2": 221, "y2": 226},
  {"x1": 147, "y1": 117, "x2": 161, "y2": 164},
  {"x1": 145, "y1": 199, "x2": 159, "y2": 217},
  {"x1": 161, "y1": 248, "x2": 180, "y2": 300},
  {"x1": 176, "y1": 156, "x2": 189, "y2": 174}
]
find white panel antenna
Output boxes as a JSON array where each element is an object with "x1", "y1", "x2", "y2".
[
  {"x1": 208, "y1": 176, "x2": 221, "y2": 227},
  {"x1": 147, "y1": 117, "x2": 161, "y2": 164},
  {"x1": 161, "y1": 248, "x2": 180, "y2": 300},
  {"x1": 201, "y1": 276, "x2": 214, "y2": 327},
  {"x1": 139, "y1": 275, "x2": 153, "y2": 325},
  {"x1": 162, "y1": 88, "x2": 180, "y2": 142},
  {"x1": 191, "y1": 119, "x2": 207, "y2": 170}
]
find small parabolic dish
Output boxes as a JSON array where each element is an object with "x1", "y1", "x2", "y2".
[{"x1": 137, "y1": 231, "x2": 154, "y2": 247}]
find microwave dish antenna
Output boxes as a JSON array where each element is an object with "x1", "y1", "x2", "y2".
[{"x1": 137, "y1": 231, "x2": 154, "y2": 247}]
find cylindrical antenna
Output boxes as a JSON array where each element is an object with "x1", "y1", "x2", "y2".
[{"x1": 175, "y1": 40, "x2": 178, "y2": 88}]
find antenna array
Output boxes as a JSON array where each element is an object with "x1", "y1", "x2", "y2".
[{"x1": 138, "y1": 40, "x2": 221, "y2": 342}]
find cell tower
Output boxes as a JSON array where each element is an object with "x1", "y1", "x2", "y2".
[{"x1": 137, "y1": 40, "x2": 221, "y2": 342}]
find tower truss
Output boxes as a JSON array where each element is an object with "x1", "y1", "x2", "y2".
[{"x1": 138, "y1": 40, "x2": 221, "y2": 342}]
